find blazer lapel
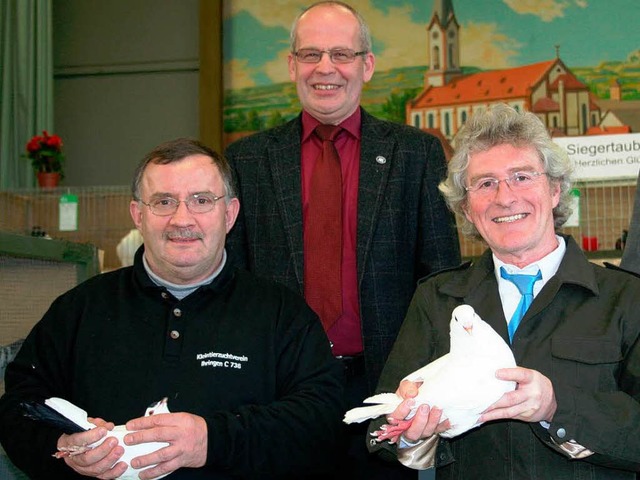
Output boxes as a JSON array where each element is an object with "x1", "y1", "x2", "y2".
[
  {"x1": 267, "y1": 118, "x2": 305, "y2": 290},
  {"x1": 357, "y1": 111, "x2": 394, "y2": 285}
]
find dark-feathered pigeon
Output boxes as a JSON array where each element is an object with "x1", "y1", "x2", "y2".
[{"x1": 21, "y1": 396, "x2": 170, "y2": 479}]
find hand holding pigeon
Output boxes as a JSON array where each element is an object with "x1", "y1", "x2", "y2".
[
  {"x1": 344, "y1": 305, "x2": 516, "y2": 439},
  {"x1": 21, "y1": 397, "x2": 170, "y2": 479}
]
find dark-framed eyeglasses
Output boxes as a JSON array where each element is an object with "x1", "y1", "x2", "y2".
[
  {"x1": 293, "y1": 48, "x2": 367, "y2": 64},
  {"x1": 465, "y1": 171, "x2": 547, "y2": 196},
  {"x1": 138, "y1": 193, "x2": 226, "y2": 216}
]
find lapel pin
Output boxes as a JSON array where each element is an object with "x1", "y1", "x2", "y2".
[{"x1": 375, "y1": 156, "x2": 386, "y2": 165}]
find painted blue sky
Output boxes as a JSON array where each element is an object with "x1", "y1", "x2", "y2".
[{"x1": 222, "y1": 0, "x2": 639, "y2": 89}]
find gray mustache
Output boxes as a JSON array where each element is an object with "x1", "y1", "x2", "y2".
[{"x1": 164, "y1": 230, "x2": 204, "y2": 240}]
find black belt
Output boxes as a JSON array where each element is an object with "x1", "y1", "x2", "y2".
[{"x1": 336, "y1": 354, "x2": 365, "y2": 379}]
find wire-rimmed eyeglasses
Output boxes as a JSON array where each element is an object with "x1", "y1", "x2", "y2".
[
  {"x1": 465, "y1": 171, "x2": 547, "y2": 196},
  {"x1": 293, "y1": 48, "x2": 367, "y2": 64},
  {"x1": 138, "y1": 193, "x2": 226, "y2": 216}
]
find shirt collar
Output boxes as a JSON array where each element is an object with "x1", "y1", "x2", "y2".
[
  {"x1": 494, "y1": 235, "x2": 566, "y2": 283},
  {"x1": 143, "y1": 249, "x2": 227, "y2": 299},
  {"x1": 301, "y1": 107, "x2": 362, "y2": 142}
]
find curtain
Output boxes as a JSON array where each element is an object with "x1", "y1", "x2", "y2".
[{"x1": 0, "y1": 0, "x2": 53, "y2": 188}]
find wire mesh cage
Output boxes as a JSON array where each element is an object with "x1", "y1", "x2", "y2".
[
  {"x1": 0, "y1": 179, "x2": 635, "y2": 269},
  {"x1": 0, "y1": 231, "x2": 100, "y2": 397},
  {"x1": 0, "y1": 186, "x2": 133, "y2": 271}
]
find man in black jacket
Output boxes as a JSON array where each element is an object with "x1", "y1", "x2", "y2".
[{"x1": 0, "y1": 138, "x2": 344, "y2": 479}]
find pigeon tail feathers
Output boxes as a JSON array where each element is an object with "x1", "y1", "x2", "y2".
[
  {"x1": 20, "y1": 400, "x2": 89, "y2": 434},
  {"x1": 343, "y1": 403, "x2": 398, "y2": 424}
]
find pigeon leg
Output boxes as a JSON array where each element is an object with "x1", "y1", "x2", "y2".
[
  {"x1": 371, "y1": 418, "x2": 415, "y2": 444},
  {"x1": 53, "y1": 444, "x2": 92, "y2": 458}
]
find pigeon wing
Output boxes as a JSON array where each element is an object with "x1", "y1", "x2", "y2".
[{"x1": 404, "y1": 352, "x2": 451, "y2": 384}]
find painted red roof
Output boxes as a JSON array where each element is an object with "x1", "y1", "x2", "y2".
[
  {"x1": 586, "y1": 125, "x2": 632, "y2": 135},
  {"x1": 411, "y1": 60, "x2": 557, "y2": 108},
  {"x1": 531, "y1": 97, "x2": 559, "y2": 113},
  {"x1": 549, "y1": 73, "x2": 586, "y2": 90}
]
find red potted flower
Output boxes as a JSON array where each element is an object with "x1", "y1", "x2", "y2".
[{"x1": 25, "y1": 130, "x2": 65, "y2": 187}]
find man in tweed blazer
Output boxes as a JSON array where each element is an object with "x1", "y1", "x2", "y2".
[
  {"x1": 226, "y1": 109, "x2": 460, "y2": 392},
  {"x1": 225, "y1": 2, "x2": 460, "y2": 478}
]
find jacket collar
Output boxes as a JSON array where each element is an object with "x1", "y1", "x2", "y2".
[
  {"x1": 261, "y1": 108, "x2": 398, "y2": 291},
  {"x1": 440, "y1": 235, "x2": 598, "y2": 299}
]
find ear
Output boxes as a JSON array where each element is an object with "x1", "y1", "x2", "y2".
[
  {"x1": 225, "y1": 197, "x2": 241, "y2": 233},
  {"x1": 130, "y1": 200, "x2": 143, "y2": 230},
  {"x1": 551, "y1": 180, "x2": 561, "y2": 209},
  {"x1": 461, "y1": 200, "x2": 472, "y2": 224},
  {"x1": 288, "y1": 53, "x2": 296, "y2": 82},
  {"x1": 362, "y1": 52, "x2": 375, "y2": 83}
]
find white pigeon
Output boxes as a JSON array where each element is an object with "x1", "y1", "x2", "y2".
[
  {"x1": 47, "y1": 397, "x2": 171, "y2": 479},
  {"x1": 343, "y1": 304, "x2": 516, "y2": 439}
]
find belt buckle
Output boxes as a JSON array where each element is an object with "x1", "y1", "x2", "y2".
[{"x1": 336, "y1": 354, "x2": 364, "y2": 379}]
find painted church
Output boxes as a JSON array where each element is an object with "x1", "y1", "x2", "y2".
[{"x1": 406, "y1": 0, "x2": 601, "y2": 139}]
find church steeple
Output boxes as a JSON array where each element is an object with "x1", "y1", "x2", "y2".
[
  {"x1": 432, "y1": 0, "x2": 455, "y2": 24},
  {"x1": 425, "y1": 0, "x2": 461, "y2": 88}
]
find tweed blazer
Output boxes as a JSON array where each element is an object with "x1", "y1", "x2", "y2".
[{"x1": 225, "y1": 109, "x2": 461, "y2": 391}]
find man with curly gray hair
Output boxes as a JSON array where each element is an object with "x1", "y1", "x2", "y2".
[{"x1": 369, "y1": 104, "x2": 640, "y2": 479}]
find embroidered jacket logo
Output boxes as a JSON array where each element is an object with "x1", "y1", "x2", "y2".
[{"x1": 196, "y1": 351, "x2": 248, "y2": 369}]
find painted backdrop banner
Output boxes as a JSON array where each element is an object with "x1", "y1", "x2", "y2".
[{"x1": 222, "y1": 0, "x2": 639, "y2": 145}]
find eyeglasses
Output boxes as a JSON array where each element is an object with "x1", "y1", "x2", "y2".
[
  {"x1": 138, "y1": 193, "x2": 225, "y2": 216},
  {"x1": 465, "y1": 171, "x2": 547, "y2": 195},
  {"x1": 293, "y1": 48, "x2": 367, "y2": 64}
]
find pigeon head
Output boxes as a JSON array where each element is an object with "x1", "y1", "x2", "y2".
[
  {"x1": 145, "y1": 397, "x2": 169, "y2": 416},
  {"x1": 452, "y1": 304, "x2": 476, "y2": 334}
]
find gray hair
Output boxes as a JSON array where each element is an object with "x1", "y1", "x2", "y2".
[
  {"x1": 439, "y1": 103, "x2": 574, "y2": 240},
  {"x1": 289, "y1": 1, "x2": 372, "y2": 53},
  {"x1": 131, "y1": 138, "x2": 236, "y2": 202}
]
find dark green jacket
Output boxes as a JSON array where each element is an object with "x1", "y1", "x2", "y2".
[{"x1": 373, "y1": 235, "x2": 640, "y2": 479}]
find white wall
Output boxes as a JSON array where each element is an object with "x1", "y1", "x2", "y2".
[{"x1": 53, "y1": 0, "x2": 200, "y2": 186}]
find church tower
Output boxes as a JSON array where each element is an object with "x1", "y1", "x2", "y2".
[{"x1": 425, "y1": 0, "x2": 461, "y2": 87}]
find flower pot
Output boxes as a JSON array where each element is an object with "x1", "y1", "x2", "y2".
[{"x1": 37, "y1": 172, "x2": 61, "y2": 189}]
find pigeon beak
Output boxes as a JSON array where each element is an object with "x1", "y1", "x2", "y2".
[{"x1": 455, "y1": 314, "x2": 473, "y2": 334}]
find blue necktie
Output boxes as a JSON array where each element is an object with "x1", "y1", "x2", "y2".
[{"x1": 500, "y1": 267, "x2": 542, "y2": 342}]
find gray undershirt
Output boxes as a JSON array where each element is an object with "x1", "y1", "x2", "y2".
[{"x1": 142, "y1": 249, "x2": 227, "y2": 300}]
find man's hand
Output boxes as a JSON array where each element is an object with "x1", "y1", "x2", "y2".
[
  {"x1": 124, "y1": 412, "x2": 208, "y2": 479},
  {"x1": 373, "y1": 381, "x2": 449, "y2": 445},
  {"x1": 57, "y1": 426, "x2": 128, "y2": 479},
  {"x1": 87, "y1": 417, "x2": 115, "y2": 429},
  {"x1": 387, "y1": 398, "x2": 450, "y2": 444},
  {"x1": 479, "y1": 367, "x2": 557, "y2": 424}
]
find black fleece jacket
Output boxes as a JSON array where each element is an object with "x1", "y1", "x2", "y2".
[{"x1": 0, "y1": 247, "x2": 344, "y2": 479}]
